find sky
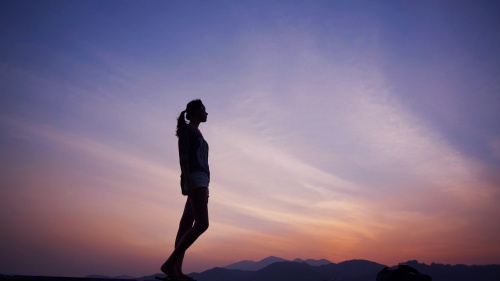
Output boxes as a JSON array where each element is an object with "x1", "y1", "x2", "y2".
[{"x1": 1, "y1": 0, "x2": 500, "y2": 278}]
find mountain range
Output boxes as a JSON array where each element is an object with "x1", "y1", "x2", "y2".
[
  {"x1": 137, "y1": 257, "x2": 500, "y2": 281},
  {"x1": 223, "y1": 256, "x2": 331, "y2": 271}
]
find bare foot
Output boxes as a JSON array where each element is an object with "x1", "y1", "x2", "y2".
[{"x1": 160, "y1": 262, "x2": 180, "y2": 277}]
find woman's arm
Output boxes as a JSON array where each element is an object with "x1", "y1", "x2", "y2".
[
  {"x1": 180, "y1": 163, "x2": 193, "y2": 192},
  {"x1": 178, "y1": 126, "x2": 194, "y2": 193}
]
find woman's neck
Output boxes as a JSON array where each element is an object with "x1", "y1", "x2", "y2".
[{"x1": 189, "y1": 120, "x2": 200, "y2": 129}]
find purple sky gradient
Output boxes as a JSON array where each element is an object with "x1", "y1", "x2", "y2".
[{"x1": 1, "y1": 0, "x2": 499, "y2": 277}]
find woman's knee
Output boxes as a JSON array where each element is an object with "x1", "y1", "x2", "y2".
[
  {"x1": 179, "y1": 218, "x2": 193, "y2": 231},
  {"x1": 195, "y1": 220, "x2": 209, "y2": 233}
]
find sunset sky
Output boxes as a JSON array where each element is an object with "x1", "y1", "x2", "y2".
[{"x1": 1, "y1": 0, "x2": 500, "y2": 278}]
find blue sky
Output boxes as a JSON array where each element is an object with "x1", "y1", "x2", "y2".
[{"x1": 1, "y1": 0, "x2": 499, "y2": 277}]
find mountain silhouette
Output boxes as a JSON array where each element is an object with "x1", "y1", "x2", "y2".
[
  {"x1": 293, "y1": 258, "x2": 332, "y2": 266},
  {"x1": 224, "y1": 256, "x2": 287, "y2": 271},
  {"x1": 183, "y1": 257, "x2": 500, "y2": 281},
  {"x1": 315, "y1": 259, "x2": 386, "y2": 280},
  {"x1": 389, "y1": 260, "x2": 500, "y2": 281},
  {"x1": 188, "y1": 259, "x2": 386, "y2": 281},
  {"x1": 12, "y1": 257, "x2": 498, "y2": 281},
  {"x1": 254, "y1": 261, "x2": 328, "y2": 281},
  {"x1": 224, "y1": 256, "x2": 333, "y2": 270}
]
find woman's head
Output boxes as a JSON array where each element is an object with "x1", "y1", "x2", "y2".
[
  {"x1": 185, "y1": 99, "x2": 206, "y2": 122},
  {"x1": 176, "y1": 99, "x2": 207, "y2": 137}
]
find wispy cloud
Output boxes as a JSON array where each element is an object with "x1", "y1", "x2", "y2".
[{"x1": 197, "y1": 52, "x2": 500, "y2": 264}]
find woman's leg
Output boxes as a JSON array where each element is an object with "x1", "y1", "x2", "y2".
[
  {"x1": 174, "y1": 198, "x2": 195, "y2": 276},
  {"x1": 161, "y1": 188, "x2": 209, "y2": 276},
  {"x1": 175, "y1": 188, "x2": 209, "y2": 254},
  {"x1": 162, "y1": 197, "x2": 193, "y2": 276}
]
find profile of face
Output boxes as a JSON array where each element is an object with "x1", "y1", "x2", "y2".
[{"x1": 196, "y1": 105, "x2": 208, "y2": 122}]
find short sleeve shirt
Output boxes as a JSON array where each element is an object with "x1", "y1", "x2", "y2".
[{"x1": 178, "y1": 125, "x2": 210, "y2": 178}]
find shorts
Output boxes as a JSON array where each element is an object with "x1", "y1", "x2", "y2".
[
  {"x1": 181, "y1": 171, "x2": 210, "y2": 195},
  {"x1": 190, "y1": 171, "x2": 210, "y2": 189}
]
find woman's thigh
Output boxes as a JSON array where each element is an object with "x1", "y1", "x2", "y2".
[
  {"x1": 179, "y1": 197, "x2": 194, "y2": 226},
  {"x1": 189, "y1": 188, "x2": 209, "y2": 224}
]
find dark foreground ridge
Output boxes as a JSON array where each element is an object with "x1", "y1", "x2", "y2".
[
  {"x1": 3, "y1": 259, "x2": 500, "y2": 281},
  {"x1": 0, "y1": 276, "x2": 135, "y2": 281}
]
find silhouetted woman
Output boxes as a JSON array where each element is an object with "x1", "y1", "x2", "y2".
[{"x1": 159, "y1": 99, "x2": 210, "y2": 281}]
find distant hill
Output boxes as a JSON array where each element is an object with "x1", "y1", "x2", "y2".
[
  {"x1": 224, "y1": 256, "x2": 287, "y2": 271},
  {"x1": 137, "y1": 257, "x2": 500, "y2": 281},
  {"x1": 187, "y1": 259, "x2": 386, "y2": 281},
  {"x1": 18, "y1": 257, "x2": 496, "y2": 281},
  {"x1": 254, "y1": 261, "x2": 327, "y2": 281},
  {"x1": 314, "y1": 259, "x2": 387, "y2": 281},
  {"x1": 224, "y1": 256, "x2": 331, "y2": 271},
  {"x1": 293, "y1": 258, "x2": 332, "y2": 266},
  {"x1": 391, "y1": 260, "x2": 500, "y2": 281}
]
